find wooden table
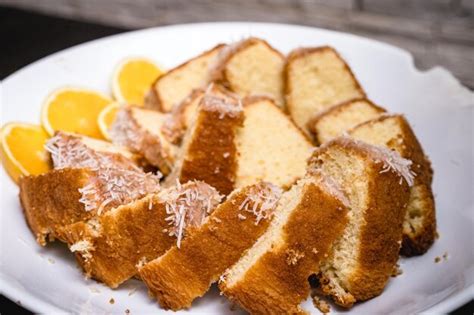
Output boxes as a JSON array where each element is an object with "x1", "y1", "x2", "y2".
[{"x1": 1, "y1": 0, "x2": 473, "y2": 88}]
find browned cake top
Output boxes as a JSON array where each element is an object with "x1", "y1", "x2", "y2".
[
  {"x1": 138, "y1": 182, "x2": 282, "y2": 310},
  {"x1": 45, "y1": 131, "x2": 161, "y2": 213},
  {"x1": 19, "y1": 168, "x2": 94, "y2": 245},
  {"x1": 178, "y1": 88, "x2": 244, "y2": 195},
  {"x1": 309, "y1": 136, "x2": 415, "y2": 187}
]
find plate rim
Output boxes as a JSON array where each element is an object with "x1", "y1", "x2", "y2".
[{"x1": 1, "y1": 21, "x2": 472, "y2": 314}]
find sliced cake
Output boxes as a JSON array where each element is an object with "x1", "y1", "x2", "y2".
[
  {"x1": 164, "y1": 86, "x2": 244, "y2": 195},
  {"x1": 348, "y1": 114, "x2": 435, "y2": 256},
  {"x1": 308, "y1": 137, "x2": 412, "y2": 307},
  {"x1": 20, "y1": 132, "x2": 161, "y2": 245},
  {"x1": 235, "y1": 96, "x2": 314, "y2": 189},
  {"x1": 211, "y1": 38, "x2": 285, "y2": 107},
  {"x1": 57, "y1": 181, "x2": 222, "y2": 288},
  {"x1": 138, "y1": 182, "x2": 282, "y2": 310},
  {"x1": 19, "y1": 168, "x2": 95, "y2": 246},
  {"x1": 220, "y1": 174, "x2": 349, "y2": 314},
  {"x1": 109, "y1": 105, "x2": 178, "y2": 174},
  {"x1": 145, "y1": 44, "x2": 226, "y2": 112},
  {"x1": 308, "y1": 98, "x2": 385, "y2": 144},
  {"x1": 285, "y1": 46, "x2": 365, "y2": 133}
]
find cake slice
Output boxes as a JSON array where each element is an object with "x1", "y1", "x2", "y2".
[
  {"x1": 211, "y1": 38, "x2": 285, "y2": 107},
  {"x1": 161, "y1": 85, "x2": 235, "y2": 145},
  {"x1": 19, "y1": 168, "x2": 95, "y2": 246},
  {"x1": 57, "y1": 181, "x2": 222, "y2": 288},
  {"x1": 308, "y1": 137, "x2": 412, "y2": 307},
  {"x1": 109, "y1": 105, "x2": 178, "y2": 174},
  {"x1": 308, "y1": 98, "x2": 385, "y2": 144},
  {"x1": 348, "y1": 114, "x2": 435, "y2": 256},
  {"x1": 235, "y1": 96, "x2": 313, "y2": 189},
  {"x1": 285, "y1": 47, "x2": 365, "y2": 133},
  {"x1": 160, "y1": 89, "x2": 205, "y2": 144},
  {"x1": 19, "y1": 132, "x2": 161, "y2": 245},
  {"x1": 164, "y1": 86, "x2": 244, "y2": 195},
  {"x1": 219, "y1": 174, "x2": 349, "y2": 314},
  {"x1": 138, "y1": 182, "x2": 282, "y2": 310},
  {"x1": 145, "y1": 44, "x2": 226, "y2": 112}
]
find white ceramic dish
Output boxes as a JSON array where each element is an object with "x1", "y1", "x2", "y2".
[{"x1": 1, "y1": 22, "x2": 473, "y2": 314}]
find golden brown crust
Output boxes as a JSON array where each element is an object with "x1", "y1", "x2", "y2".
[
  {"x1": 18, "y1": 168, "x2": 94, "y2": 245},
  {"x1": 349, "y1": 159, "x2": 409, "y2": 301},
  {"x1": 176, "y1": 94, "x2": 244, "y2": 195},
  {"x1": 349, "y1": 114, "x2": 436, "y2": 256},
  {"x1": 211, "y1": 37, "x2": 284, "y2": 94},
  {"x1": 284, "y1": 46, "x2": 366, "y2": 124},
  {"x1": 307, "y1": 98, "x2": 386, "y2": 144},
  {"x1": 151, "y1": 44, "x2": 226, "y2": 112},
  {"x1": 56, "y1": 195, "x2": 175, "y2": 288},
  {"x1": 139, "y1": 185, "x2": 273, "y2": 310},
  {"x1": 310, "y1": 138, "x2": 410, "y2": 305},
  {"x1": 220, "y1": 182, "x2": 349, "y2": 315}
]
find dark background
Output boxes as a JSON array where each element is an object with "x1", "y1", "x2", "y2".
[{"x1": 0, "y1": 5, "x2": 472, "y2": 315}]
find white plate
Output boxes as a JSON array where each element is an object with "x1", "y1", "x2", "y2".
[{"x1": 1, "y1": 22, "x2": 473, "y2": 314}]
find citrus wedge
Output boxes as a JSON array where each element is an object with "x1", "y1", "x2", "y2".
[
  {"x1": 112, "y1": 57, "x2": 163, "y2": 106},
  {"x1": 41, "y1": 87, "x2": 112, "y2": 139},
  {"x1": 0, "y1": 123, "x2": 51, "y2": 183},
  {"x1": 98, "y1": 102, "x2": 121, "y2": 140}
]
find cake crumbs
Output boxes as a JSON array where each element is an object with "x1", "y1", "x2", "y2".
[
  {"x1": 125, "y1": 309, "x2": 130, "y2": 314},
  {"x1": 443, "y1": 252, "x2": 449, "y2": 260},
  {"x1": 89, "y1": 287, "x2": 101, "y2": 294},
  {"x1": 47, "y1": 258, "x2": 55, "y2": 264},
  {"x1": 109, "y1": 298, "x2": 115, "y2": 304},
  {"x1": 391, "y1": 263, "x2": 403, "y2": 277},
  {"x1": 435, "y1": 256, "x2": 441, "y2": 263},
  {"x1": 286, "y1": 249, "x2": 305, "y2": 265},
  {"x1": 311, "y1": 294, "x2": 330, "y2": 314},
  {"x1": 312, "y1": 248, "x2": 319, "y2": 255},
  {"x1": 128, "y1": 286, "x2": 137, "y2": 296}
]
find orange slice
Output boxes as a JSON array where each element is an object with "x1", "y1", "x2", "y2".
[
  {"x1": 41, "y1": 87, "x2": 112, "y2": 139},
  {"x1": 0, "y1": 123, "x2": 51, "y2": 183},
  {"x1": 98, "y1": 102, "x2": 121, "y2": 140},
  {"x1": 112, "y1": 57, "x2": 162, "y2": 106}
]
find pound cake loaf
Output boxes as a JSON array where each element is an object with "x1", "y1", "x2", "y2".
[
  {"x1": 57, "y1": 181, "x2": 222, "y2": 288},
  {"x1": 139, "y1": 182, "x2": 282, "y2": 310},
  {"x1": 211, "y1": 38, "x2": 285, "y2": 107},
  {"x1": 109, "y1": 105, "x2": 178, "y2": 174},
  {"x1": 308, "y1": 98, "x2": 385, "y2": 144},
  {"x1": 146, "y1": 44, "x2": 226, "y2": 112},
  {"x1": 235, "y1": 96, "x2": 313, "y2": 189},
  {"x1": 164, "y1": 86, "x2": 244, "y2": 195},
  {"x1": 220, "y1": 175, "x2": 349, "y2": 315},
  {"x1": 19, "y1": 132, "x2": 161, "y2": 245},
  {"x1": 348, "y1": 114, "x2": 435, "y2": 256},
  {"x1": 285, "y1": 47, "x2": 365, "y2": 133},
  {"x1": 308, "y1": 137, "x2": 412, "y2": 307}
]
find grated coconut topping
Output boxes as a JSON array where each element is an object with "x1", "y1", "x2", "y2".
[
  {"x1": 200, "y1": 86, "x2": 243, "y2": 119},
  {"x1": 45, "y1": 132, "x2": 161, "y2": 214},
  {"x1": 313, "y1": 136, "x2": 416, "y2": 187},
  {"x1": 108, "y1": 107, "x2": 169, "y2": 168},
  {"x1": 239, "y1": 182, "x2": 283, "y2": 225},
  {"x1": 158, "y1": 180, "x2": 223, "y2": 248}
]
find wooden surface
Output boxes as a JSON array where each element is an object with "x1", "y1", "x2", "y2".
[{"x1": 0, "y1": 0, "x2": 472, "y2": 88}]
